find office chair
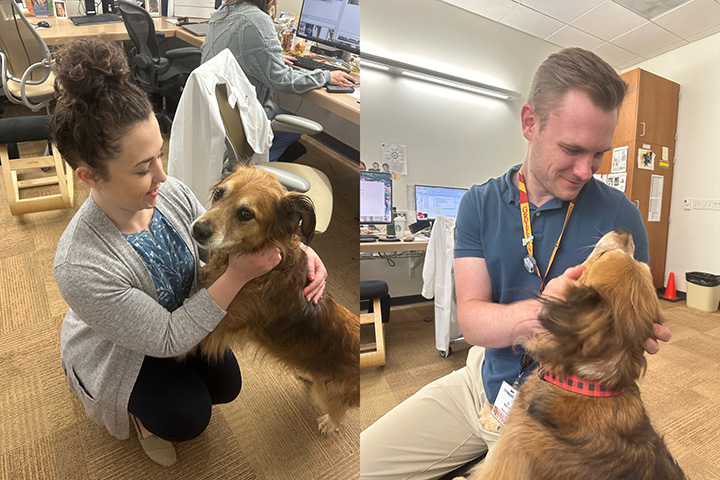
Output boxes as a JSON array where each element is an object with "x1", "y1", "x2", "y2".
[
  {"x1": 167, "y1": 49, "x2": 333, "y2": 232},
  {"x1": 117, "y1": 0, "x2": 200, "y2": 122},
  {"x1": 0, "y1": 0, "x2": 55, "y2": 112}
]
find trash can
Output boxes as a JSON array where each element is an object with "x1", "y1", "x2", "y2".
[{"x1": 685, "y1": 272, "x2": 720, "y2": 312}]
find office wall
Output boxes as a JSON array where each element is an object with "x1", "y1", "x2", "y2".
[
  {"x1": 174, "y1": 0, "x2": 214, "y2": 18},
  {"x1": 625, "y1": 34, "x2": 720, "y2": 292},
  {"x1": 360, "y1": 0, "x2": 558, "y2": 297}
]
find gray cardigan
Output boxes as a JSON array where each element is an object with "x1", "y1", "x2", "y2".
[
  {"x1": 201, "y1": 3, "x2": 331, "y2": 117},
  {"x1": 55, "y1": 177, "x2": 226, "y2": 439}
]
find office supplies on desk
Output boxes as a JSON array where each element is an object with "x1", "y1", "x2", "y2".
[
  {"x1": 326, "y1": 84, "x2": 354, "y2": 93},
  {"x1": 180, "y1": 21, "x2": 208, "y2": 36},
  {"x1": 360, "y1": 234, "x2": 379, "y2": 241},
  {"x1": 70, "y1": 13, "x2": 122, "y2": 25}
]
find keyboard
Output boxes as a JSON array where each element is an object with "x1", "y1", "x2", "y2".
[
  {"x1": 70, "y1": 13, "x2": 122, "y2": 26},
  {"x1": 292, "y1": 56, "x2": 347, "y2": 72},
  {"x1": 360, "y1": 234, "x2": 379, "y2": 243}
]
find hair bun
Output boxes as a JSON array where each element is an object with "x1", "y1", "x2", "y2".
[{"x1": 53, "y1": 38, "x2": 132, "y2": 101}]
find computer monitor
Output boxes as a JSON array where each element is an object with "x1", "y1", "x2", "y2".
[
  {"x1": 415, "y1": 185, "x2": 468, "y2": 221},
  {"x1": 360, "y1": 171, "x2": 392, "y2": 225},
  {"x1": 296, "y1": 0, "x2": 360, "y2": 56}
]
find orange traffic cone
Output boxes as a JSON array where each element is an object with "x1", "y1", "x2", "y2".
[{"x1": 660, "y1": 272, "x2": 681, "y2": 302}]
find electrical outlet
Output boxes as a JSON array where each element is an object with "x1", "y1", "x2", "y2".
[
  {"x1": 683, "y1": 198, "x2": 691, "y2": 210},
  {"x1": 703, "y1": 199, "x2": 713, "y2": 210},
  {"x1": 692, "y1": 198, "x2": 703, "y2": 210},
  {"x1": 713, "y1": 199, "x2": 720, "y2": 210}
]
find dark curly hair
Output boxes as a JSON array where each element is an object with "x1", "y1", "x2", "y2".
[{"x1": 50, "y1": 38, "x2": 153, "y2": 181}]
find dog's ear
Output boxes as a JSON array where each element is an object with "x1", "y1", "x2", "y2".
[{"x1": 273, "y1": 192, "x2": 317, "y2": 243}]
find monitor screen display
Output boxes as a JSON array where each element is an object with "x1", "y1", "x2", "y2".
[
  {"x1": 360, "y1": 171, "x2": 392, "y2": 224},
  {"x1": 297, "y1": 0, "x2": 360, "y2": 55},
  {"x1": 415, "y1": 185, "x2": 468, "y2": 221}
]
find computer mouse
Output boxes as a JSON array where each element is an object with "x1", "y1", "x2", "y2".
[
  {"x1": 37, "y1": 21, "x2": 50, "y2": 28},
  {"x1": 403, "y1": 236, "x2": 415, "y2": 242}
]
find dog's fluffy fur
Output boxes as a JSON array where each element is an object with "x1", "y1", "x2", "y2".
[
  {"x1": 464, "y1": 229, "x2": 685, "y2": 480},
  {"x1": 190, "y1": 165, "x2": 359, "y2": 434}
]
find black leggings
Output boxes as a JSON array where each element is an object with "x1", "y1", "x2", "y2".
[{"x1": 128, "y1": 348, "x2": 241, "y2": 442}]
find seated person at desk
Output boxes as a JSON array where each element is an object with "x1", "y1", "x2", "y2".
[{"x1": 201, "y1": 0, "x2": 356, "y2": 162}]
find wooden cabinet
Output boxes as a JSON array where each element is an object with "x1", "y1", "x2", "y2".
[{"x1": 598, "y1": 69, "x2": 680, "y2": 289}]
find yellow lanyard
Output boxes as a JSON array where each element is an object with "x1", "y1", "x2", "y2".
[{"x1": 518, "y1": 168, "x2": 576, "y2": 291}]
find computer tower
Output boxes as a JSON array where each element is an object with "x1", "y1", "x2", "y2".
[{"x1": 84, "y1": 0, "x2": 96, "y2": 15}]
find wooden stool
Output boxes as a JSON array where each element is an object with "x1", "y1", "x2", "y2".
[
  {"x1": 360, "y1": 280, "x2": 391, "y2": 368},
  {"x1": 0, "y1": 116, "x2": 73, "y2": 215}
]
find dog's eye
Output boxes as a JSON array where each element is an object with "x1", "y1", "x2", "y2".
[
  {"x1": 237, "y1": 208, "x2": 255, "y2": 221},
  {"x1": 213, "y1": 188, "x2": 224, "y2": 202}
]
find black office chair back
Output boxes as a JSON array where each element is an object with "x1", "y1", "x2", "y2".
[
  {"x1": 117, "y1": 0, "x2": 160, "y2": 88},
  {"x1": 0, "y1": 0, "x2": 51, "y2": 82}
]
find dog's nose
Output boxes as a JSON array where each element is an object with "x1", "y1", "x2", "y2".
[{"x1": 192, "y1": 221, "x2": 212, "y2": 244}]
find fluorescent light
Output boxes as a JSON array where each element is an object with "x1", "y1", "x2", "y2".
[
  {"x1": 361, "y1": 52, "x2": 520, "y2": 101},
  {"x1": 400, "y1": 70, "x2": 513, "y2": 99},
  {"x1": 359, "y1": 59, "x2": 390, "y2": 72}
]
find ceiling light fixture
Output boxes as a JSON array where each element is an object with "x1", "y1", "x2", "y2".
[{"x1": 361, "y1": 52, "x2": 520, "y2": 101}]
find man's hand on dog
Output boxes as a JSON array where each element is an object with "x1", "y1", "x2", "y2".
[
  {"x1": 542, "y1": 264, "x2": 671, "y2": 355},
  {"x1": 300, "y1": 244, "x2": 327, "y2": 304}
]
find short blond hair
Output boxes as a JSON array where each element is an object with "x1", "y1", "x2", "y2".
[{"x1": 528, "y1": 48, "x2": 627, "y2": 126}]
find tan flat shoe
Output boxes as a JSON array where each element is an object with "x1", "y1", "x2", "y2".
[{"x1": 130, "y1": 414, "x2": 177, "y2": 467}]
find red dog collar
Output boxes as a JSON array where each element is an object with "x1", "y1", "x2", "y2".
[{"x1": 540, "y1": 368, "x2": 625, "y2": 397}]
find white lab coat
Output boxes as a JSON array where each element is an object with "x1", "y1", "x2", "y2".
[
  {"x1": 167, "y1": 48, "x2": 273, "y2": 207},
  {"x1": 422, "y1": 215, "x2": 462, "y2": 354}
]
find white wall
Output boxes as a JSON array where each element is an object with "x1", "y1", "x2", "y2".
[
  {"x1": 360, "y1": 0, "x2": 558, "y2": 296},
  {"x1": 626, "y1": 35, "x2": 720, "y2": 292}
]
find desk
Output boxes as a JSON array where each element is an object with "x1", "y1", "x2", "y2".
[
  {"x1": 37, "y1": 17, "x2": 360, "y2": 125},
  {"x1": 360, "y1": 235, "x2": 428, "y2": 253},
  {"x1": 37, "y1": 16, "x2": 177, "y2": 45}
]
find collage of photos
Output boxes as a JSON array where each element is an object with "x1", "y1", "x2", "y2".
[{"x1": 0, "y1": 0, "x2": 719, "y2": 479}]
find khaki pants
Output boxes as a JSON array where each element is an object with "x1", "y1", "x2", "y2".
[{"x1": 360, "y1": 347, "x2": 500, "y2": 480}]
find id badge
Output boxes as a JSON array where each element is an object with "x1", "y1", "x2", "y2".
[
  {"x1": 491, "y1": 381, "x2": 518, "y2": 426},
  {"x1": 523, "y1": 255, "x2": 538, "y2": 274}
]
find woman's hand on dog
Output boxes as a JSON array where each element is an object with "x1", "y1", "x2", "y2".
[
  {"x1": 300, "y1": 244, "x2": 327, "y2": 304},
  {"x1": 207, "y1": 246, "x2": 282, "y2": 310},
  {"x1": 228, "y1": 246, "x2": 283, "y2": 283}
]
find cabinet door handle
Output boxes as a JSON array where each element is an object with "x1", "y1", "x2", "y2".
[
  {"x1": 640, "y1": 121, "x2": 646, "y2": 136},
  {"x1": 634, "y1": 200, "x2": 640, "y2": 210}
]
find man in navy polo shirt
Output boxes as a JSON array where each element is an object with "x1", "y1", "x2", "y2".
[{"x1": 360, "y1": 47, "x2": 672, "y2": 480}]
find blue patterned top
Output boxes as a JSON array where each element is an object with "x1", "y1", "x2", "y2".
[{"x1": 123, "y1": 209, "x2": 195, "y2": 312}]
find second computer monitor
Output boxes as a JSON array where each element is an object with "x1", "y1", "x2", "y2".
[
  {"x1": 360, "y1": 171, "x2": 392, "y2": 225},
  {"x1": 296, "y1": 0, "x2": 360, "y2": 55},
  {"x1": 415, "y1": 185, "x2": 468, "y2": 221}
]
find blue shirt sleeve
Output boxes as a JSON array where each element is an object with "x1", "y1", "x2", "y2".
[{"x1": 454, "y1": 187, "x2": 484, "y2": 259}]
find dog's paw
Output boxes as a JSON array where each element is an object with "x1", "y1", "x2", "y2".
[{"x1": 317, "y1": 414, "x2": 340, "y2": 435}]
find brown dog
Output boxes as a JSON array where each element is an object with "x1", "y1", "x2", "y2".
[
  {"x1": 463, "y1": 229, "x2": 685, "y2": 480},
  {"x1": 190, "y1": 165, "x2": 359, "y2": 435}
]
